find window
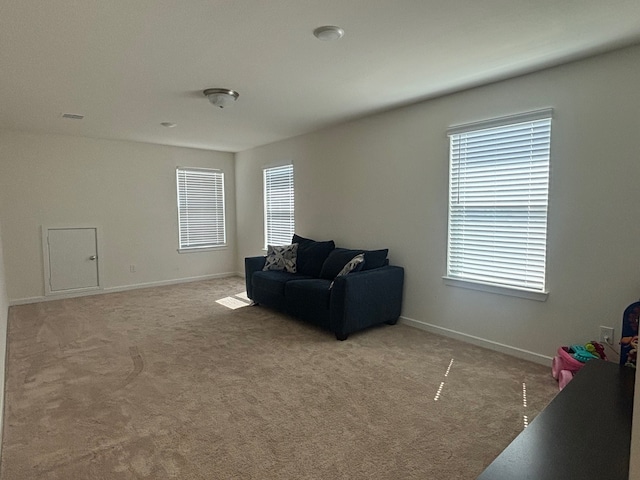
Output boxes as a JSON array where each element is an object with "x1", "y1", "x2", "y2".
[
  {"x1": 176, "y1": 167, "x2": 225, "y2": 251},
  {"x1": 446, "y1": 109, "x2": 552, "y2": 297},
  {"x1": 264, "y1": 164, "x2": 294, "y2": 247}
]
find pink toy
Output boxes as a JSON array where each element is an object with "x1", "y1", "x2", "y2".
[
  {"x1": 551, "y1": 346, "x2": 588, "y2": 390},
  {"x1": 558, "y1": 369, "x2": 574, "y2": 390},
  {"x1": 552, "y1": 347, "x2": 585, "y2": 376}
]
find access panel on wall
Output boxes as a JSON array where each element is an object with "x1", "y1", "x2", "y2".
[{"x1": 44, "y1": 227, "x2": 99, "y2": 294}]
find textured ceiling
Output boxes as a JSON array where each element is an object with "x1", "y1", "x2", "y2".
[{"x1": 1, "y1": 0, "x2": 640, "y2": 152}]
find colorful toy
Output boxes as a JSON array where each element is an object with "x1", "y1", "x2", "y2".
[
  {"x1": 551, "y1": 343, "x2": 603, "y2": 390},
  {"x1": 570, "y1": 344, "x2": 599, "y2": 362},
  {"x1": 585, "y1": 341, "x2": 607, "y2": 360}
]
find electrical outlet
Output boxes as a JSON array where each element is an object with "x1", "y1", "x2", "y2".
[
  {"x1": 599, "y1": 326, "x2": 614, "y2": 345},
  {"x1": 129, "y1": 264, "x2": 136, "y2": 273}
]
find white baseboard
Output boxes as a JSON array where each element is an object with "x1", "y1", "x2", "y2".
[
  {"x1": 399, "y1": 315, "x2": 552, "y2": 366},
  {"x1": 9, "y1": 272, "x2": 239, "y2": 306},
  {"x1": 103, "y1": 272, "x2": 238, "y2": 294}
]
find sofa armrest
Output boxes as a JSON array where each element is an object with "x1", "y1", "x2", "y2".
[
  {"x1": 329, "y1": 265, "x2": 404, "y2": 338},
  {"x1": 244, "y1": 256, "x2": 266, "y2": 300}
]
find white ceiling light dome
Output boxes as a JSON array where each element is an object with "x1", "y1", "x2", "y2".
[
  {"x1": 203, "y1": 88, "x2": 239, "y2": 108},
  {"x1": 313, "y1": 25, "x2": 344, "y2": 41}
]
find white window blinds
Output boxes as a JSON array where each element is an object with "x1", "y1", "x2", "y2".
[
  {"x1": 176, "y1": 167, "x2": 226, "y2": 250},
  {"x1": 264, "y1": 164, "x2": 295, "y2": 247},
  {"x1": 447, "y1": 110, "x2": 552, "y2": 292}
]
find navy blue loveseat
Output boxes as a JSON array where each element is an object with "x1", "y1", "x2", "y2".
[{"x1": 245, "y1": 234, "x2": 404, "y2": 340}]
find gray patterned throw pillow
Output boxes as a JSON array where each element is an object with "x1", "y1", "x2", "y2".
[
  {"x1": 263, "y1": 244, "x2": 298, "y2": 273},
  {"x1": 330, "y1": 253, "x2": 365, "y2": 288}
]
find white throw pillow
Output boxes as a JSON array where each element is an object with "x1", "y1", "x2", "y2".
[{"x1": 263, "y1": 244, "x2": 298, "y2": 273}]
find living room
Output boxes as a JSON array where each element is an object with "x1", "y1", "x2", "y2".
[{"x1": 0, "y1": 1, "x2": 639, "y2": 478}]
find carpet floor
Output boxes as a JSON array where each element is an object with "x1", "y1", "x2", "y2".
[{"x1": 1, "y1": 276, "x2": 558, "y2": 479}]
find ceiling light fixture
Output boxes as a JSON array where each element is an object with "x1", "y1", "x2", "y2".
[
  {"x1": 160, "y1": 122, "x2": 177, "y2": 128},
  {"x1": 203, "y1": 88, "x2": 239, "y2": 108},
  {"x1": 61, "y1": 113, "x2": 84, "y2": 120},
  {"x1": 313, "y1": 25, "x2": 344, "y2": 41}
]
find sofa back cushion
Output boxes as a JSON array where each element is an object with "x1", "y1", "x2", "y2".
[
  {"x1": 319, "y1": 248, "x2": 388, "y2": 280},
  {"x1": 330, "y1": 253, "x2": 365, "y2": 289},
  {"x1": 361, "y1": 249, "x2": 389, "y2": 271},
  {"x1": 292, "y1": 234, "x2": 335, "y2": 277}
]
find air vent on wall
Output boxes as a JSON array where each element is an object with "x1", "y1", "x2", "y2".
[{"x1": 61, "y1": 113, "x2": 84, "y2": 120}]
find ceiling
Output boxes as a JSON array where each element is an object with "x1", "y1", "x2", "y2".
[{"x1": 2, "y1": 1, "x2": 640, "y2": 153}]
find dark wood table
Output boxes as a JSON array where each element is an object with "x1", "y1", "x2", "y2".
[{"x1": 477, "y1": 360, "x2": 635, "y2": 480}]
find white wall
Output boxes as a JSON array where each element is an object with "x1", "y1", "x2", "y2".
[
  {"x1": 0, "y1": 131, "x2": 237, "y2": 302},
  {"x1": 236, "y1": 44, "x2": 640, "y2": 361},
  {"x1": 0, "y1": 219, "x2": 8, "y2": 456}
]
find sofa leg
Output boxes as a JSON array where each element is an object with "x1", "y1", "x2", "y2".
[
  {"x1": 385, "y1": 318, "x2": 398, "y2": 325},
  {"x1": 250, "y1": 301, "x2": 259, "y2": 306},
  {"x1": 335, "y1": 332, "x2": 348, "y2": 341}
]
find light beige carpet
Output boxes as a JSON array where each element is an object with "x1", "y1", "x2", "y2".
[{"x1": 1, "y1": 277, "x2": 557, "y2": 479}]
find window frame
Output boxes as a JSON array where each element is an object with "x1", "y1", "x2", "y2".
[
  {"x1": 176, "y1": 167, "x2": 226, "y2": 253},
  {"x1": 444, "y1": 108, "x2": 553, "y2": 301},
  {"x1": 263, "y1": 164, "x2": 295, "y2": 249}
]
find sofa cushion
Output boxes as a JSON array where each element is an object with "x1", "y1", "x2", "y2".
[
  {"x1": 320, "y1": 248, "x2": 360, "y2": 280},
  {"x1": 252, "y1": 271, "x2": 312, "y2": 296},
  {"x1": 263, "y1": 244, "x2": 298, "y2": 273},
  {"x1": 292, "y1": 234, "x2": 335, "y2": 277},
  {"x1": 361, "y1": 249, "x2": 389, "y2": 271},
  {"x1": 337, "y1": 253, "x2": 365, "y2": 276},
  {"x1": 320, "y1": 248, "x2": 388, "y2": 279},
  {"x1": 285, "y1": 279, "x2": 333, "y2": 321},
  {"x1": 330, "y1": 253, "x2": 365, "y2": 289}
]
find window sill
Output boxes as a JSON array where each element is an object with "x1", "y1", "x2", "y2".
[
  {"x1": 178, "y1": 245, "x2": 227, "y2": 254},
  {"x1": 442, "y1": 276, "x2": 548, "y2": 302}
]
